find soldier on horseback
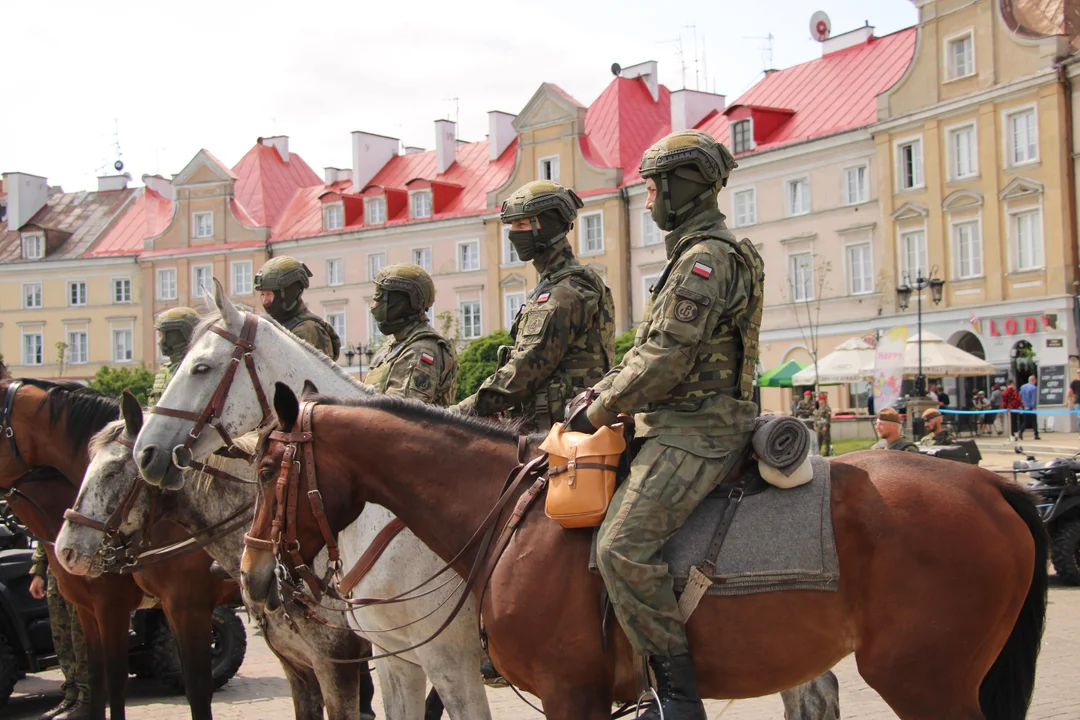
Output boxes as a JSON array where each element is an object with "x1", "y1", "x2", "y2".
[
  {"x1": 147, "y1": 307, "x2": 200, "y2": 406},
  {"x1": 255, "y1": 256, "x2": 341, "y2": 361}
]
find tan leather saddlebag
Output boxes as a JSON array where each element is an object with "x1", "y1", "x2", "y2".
[{"x1": 541, "y1": 423, "x2": 627, "y2": 529}]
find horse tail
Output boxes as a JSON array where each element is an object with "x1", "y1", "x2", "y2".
[{"x1": 979, "y1": 480, "x2": 1048, "y2": 720}]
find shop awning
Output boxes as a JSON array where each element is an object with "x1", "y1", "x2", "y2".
[{"x1": 757, "y1": 360, "x2": 806, "y2": 388}]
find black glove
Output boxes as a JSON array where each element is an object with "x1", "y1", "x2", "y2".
[{"x1": 567, "y1": 410, "x2": 598, "y2": 434}]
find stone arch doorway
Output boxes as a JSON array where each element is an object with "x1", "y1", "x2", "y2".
[{"x1": 946, "y1": 330, "x2": 988, "y2": 410}]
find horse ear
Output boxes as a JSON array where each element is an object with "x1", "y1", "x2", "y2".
[
  {"x1": 121, "y1": 390, "x2": 144, "y2": 438},
  {"x1": 301, "y1": 380, "x2": 319, "y2": 398},
  {"x1": 212, "y1": 278, "x2": 243, "y2": 330},
  {"x1": 273, "y1": 382, "x2": 300, "y2": 430}
]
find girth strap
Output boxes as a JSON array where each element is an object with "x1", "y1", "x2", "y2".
[{"x1": 337, "y1": 518, "x2": 407, "y2": 597}]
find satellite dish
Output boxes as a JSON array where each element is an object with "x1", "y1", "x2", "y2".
[
  {"x1": 810, "y1": 11, "x2": 831, "y2": 42},
  {"x1": 114, "y1": 160, "x2": 124, "y2": 172},
  {"x1": 611, "y1": 63, "x2": 622, "y2": 77}
]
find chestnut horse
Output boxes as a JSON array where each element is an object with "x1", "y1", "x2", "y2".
[
  {"x1": 243, "y1": 385, "x2": 1048, "y2": 720},
  {"x1": 0, "y1": 379, "x2": 236, "y2": 720}
]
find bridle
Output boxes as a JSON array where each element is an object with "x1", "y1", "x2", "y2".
[
  {"x1": 149, "y1": 313, "x2": 273, "y2": 469},
  {"x1": 0, "y1": 380, "x2": 59, "y2": 543}
]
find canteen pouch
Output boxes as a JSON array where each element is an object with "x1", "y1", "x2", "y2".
[{"x1": 541, "y1": 422, "x2": 626, "y2": 529}]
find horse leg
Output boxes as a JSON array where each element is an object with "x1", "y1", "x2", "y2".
[
  {"x1": 413, "y1": 644, "x2": 491, "y2": 720},
  {"x1": 160, "y1": 598, "x2": 215, "y2": 720},
  {"x1": 282, "y1": 662, "x2": 325, "y2": 720},
  {"x1": 96, "y1": 601, "x2": 131, "y2": 720},
  {"x1": 74, "y1": 606, "x2": 107, "y2": 720},
  {"x1": 310, "y1": 653, "x2": 367, "y2": 720},
  {"x1": 536, "y1": 686, "x2": 614, "y2": 720},
  {"x1": 374, "y1": 650, "x2": 426, "y2": 720},
  {"x1": 780, "y1": 671, "x2": 840, "y2": 720}
]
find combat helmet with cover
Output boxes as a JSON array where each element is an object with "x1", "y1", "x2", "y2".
[
  {"x1": 154, "y1": 307, "x2": 200, "y2": 338},
  {"x1": 371, "y1": 263, "x2": 436, "y2": 336},
  {"x1": 639, "y1": 129, "x2": 738, "y2": 232},
  {"x1": 501, "y1": 180, "x2": 585, "y2": 261},
  {"x1": 254, "y1": 256, "x2": 312, "y2": 292}
]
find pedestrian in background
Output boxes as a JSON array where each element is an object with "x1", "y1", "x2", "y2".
[
  {"x1": 1019, "y1": 375, "x2": 1040, "y2": 441},
  {"x1": 1002, "y1": 379, "x2": 1023, "y2": 441},
  {"x1": 1067, "y1": 368, "x2": 1080, "y2": 436},
  {"x1": 30, "y1": 545, "x2": 90, "y2": 720},
  {"x1": 989, "y1": 383, "x2": 1004, "y2": 435}
]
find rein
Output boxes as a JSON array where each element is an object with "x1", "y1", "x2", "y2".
[{"x1": 0, "y1": 380, "x2": 58, "y2": 545}]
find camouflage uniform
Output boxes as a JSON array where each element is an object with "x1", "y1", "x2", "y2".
[
  {"x1": 873, "y1": 436, "x2": 920, "y2": 453},
  {"x1": 255, "y1": 256, "x2": 341, "y2": 360},
  {"x1": 919, "y1": 429, "x2": 955, "y2": 446},
  {"x1": 814, "y1": 400, "x2": 832, "y2": 456},
  {"x1": 587, "y1": 132, "x2": 760, "y2": 670},
  {"x1": 794, "y1": 395, "x2": 815, "y2": 419},
  {"x1": 455, "y1": 181, "x2": 615, "y2": 431},
  {"x1": 31, "y1": 545, "x2": 89, "y2": 704},
  {"x1": 147, "y1": 307, "x2": 200, "y2": 406}
]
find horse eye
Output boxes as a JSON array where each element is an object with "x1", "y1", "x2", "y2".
[
  {"x1": 259, "y1": 467, "x2": 274, "y2": 482},
  {"x1": 193, "y1": 364, "x2": 210, "y2": 375}
]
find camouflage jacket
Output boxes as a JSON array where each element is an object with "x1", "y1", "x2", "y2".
[
  {"x1": 794, "y1": 398, "x2": 815, "y2": 418},
  {"x1": 813, "y1": 403, "x2": 832, "y2": 429},
  {"x1": 280, "y1": 303, "x2": 341, "y2": 361},
  {"x1": 919, "y1": 429, "x2": 955, "y2": 446},
  {"x1": 147, "y1": 362, "x2": 175, "y2": 406},
  {"x1": 873, "y1": 436, "x2": 920, "y2": 453},
  {"x1": 586, "y1": 208, "x2": 760, "y2": 446},
  {"x1": 458, "y1": 246, "x2": 614, "y2": 427},
  {"x1": 31, "y1": 542, "x2": 48, "y2": 577},
  {"x1": 365, "y1": 320, "x2": 458, "y2": 406}
]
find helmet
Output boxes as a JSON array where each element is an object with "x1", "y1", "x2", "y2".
[
  {"x1": 500, "y1": 181, "x2": 584, "y2": 226},
  {"x1": 254, "y1": 256, "x2": 312, "y2": 292},
  {"x1": 374, "y1": 263, "x2": 435, "y2": 311},
  {"x1": 154, "y1": 307, "x2": 200, "y2": 340},
  {"x1": 639, "y1": 130, "x2": 737, "y2": 188}
]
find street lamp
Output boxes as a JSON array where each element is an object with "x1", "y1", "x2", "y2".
[
  {"x1": 343, "y1": 344, "x2": 357, "y2": 368},
  {"x1": 896, "y1": 266, "x2": 945, "y2": 396}
]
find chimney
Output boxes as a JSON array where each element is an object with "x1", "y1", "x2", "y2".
[
  {"x1": 323, "y1": 167, "x2": 352, "y2": 184},
  {"x1": 621, "y1": 61, "x2": 659, "y2": 101},
  {"x1": 141, "y1": 174, "x2": 175, "y2": 200},
  {"x1": 97, "y1": 172, "x2": 132, "y2": 192},
  {"x1": 3, "y1": 172, "x2": 49, "y2": 230},
  {"x1": 260, "y1": 135, "x2": 290, "y2": 162},
  {"x1": 670, "y1": 89, "x2": 726, "y2": 132},
  {"x1": 488, "y1": 111, "x2": 517, "y2": 161},
  {"x1": 351, "y1": 132, "x2": 399, "y2": 193},
  {"x1": 435, "y1": 119, "x2": 457, "y2": 174},
  {"x1": 403, "y1": 146, "x2": 425, "y2": 155},
  {"x1": 822, "y1": 25, "x2": 874, "y2": 56}
]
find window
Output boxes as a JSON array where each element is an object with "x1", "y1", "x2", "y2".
[
  {"x1": 365, "y1": 197, "x2": 386, "y2": 225},
  {"x1": 946, "y1": 33, "x2": 974, "y2": 79},
  {"x1": 23, "y1": 283, "x2": 42, "y2": 309},
  {"x1": 112, "y1": 329, "x2": 134, "y2": 362},
  {"x1": 231, "y1": 261, "x2": 253, "y2": 295},
  {"x1": 326, "y1": 311, "x2": 346, "y2": 345},
  {"x1": 785, "y1": 178, "x2": 810, "y2": 216},
  {"x1": 156, "y1": 268, "x2": 177, "y2": 300},
  {"x1": 22, "y1": 333, "x2": 43, "y2": 366},
  {"x1": 501, "y1": 228, "x2": 521, "y2": 265},
  {"x1": 732, "y1": 119, "x2": 753, "y2": 154},
  {"x1": 191, "y1": 265, "x2": 212, "y2": 299},
  {"x1": 1013, "y1": 210, "x2": 1044, "y2": 271},
  {"x1": 641, "y1": 211, "x2": 662, "y2": 245},
  {"x1": 192, "y1": 212, "x2": 213, "y2": 239},
  {"x1": 66, "y1": 331, "x2": 88, "y2": 364},
  {"x1": 410, "y1": 191, "x2": 433, "y2": 219},
  {"x1": 733, "y1": 189, "x2": 756, "y2": 227},
  {"x1": 899, "y1": 230, "x2": 927, "y2": 277},
  {"x1": 327, "y1": 258, "x2": 344, "y2": 286},
  {"x1": 954, "y1": 221, "x2": 982, "y2": 279},
  {"x1": 68, "y1": 281, "x2": 87, "y2": 306},
  {"x1": 23, "y1": 234, "x2": 44, "y2": 260},
  {"x1": 367, "y1": 253, "x2": 386, "y2": 281},
  {"x1": 460, "y1": 300, "x2": 482, "y2": 340},
  {"x1": 504, "y1": 292, "x2": 526, "y2": 331},
  {"x1": 897, "y1": 139, "x2": 924, "y2": 190},
  {"x1": 412, "y1": 247, "x2": 433, "y2": 273},
  {"x1": 538, "y1": 156, "x2": 560, "y2": 183},
  {"x1": 368, "y1": 308, "x2": 387, "y2": 348},
  {"x1": 1007, "y1": 109, "x2": 1038, "y2": 166},
  {"x1": 843, "y1": 166, "x2": 867, "y2": 205},
  {"x1": 948, "y1": 125, "x2": 977, "y2": 179},
  {"x1": 323, "y1": 204, "x2": 343, "y2": 231},
  {"x1": 113, "y1": 278, "x2": 131, "y2": 304},
  {"x1": 580, "y1": 212, "x2": 604, "y2": 254},
  {"x1": 458, "y1": 241, "x2": 480, "y2": 272},
  {"x1": 789, "y1": 253, "x2": 814, "y2": 302},
  {"x1": 847, "y1": 243, "x2": 873, "y2": 295}
]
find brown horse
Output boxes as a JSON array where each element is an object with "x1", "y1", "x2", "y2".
[
  {"x1": 243, "y1": 385, "x2": 1048, "y2": 720},
  {"x1": 0, "y1": 379, "x2": 236, "y2": 720}
]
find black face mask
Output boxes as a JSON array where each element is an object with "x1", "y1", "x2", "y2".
[
  {"x1": 158, "y1": 329, "x2": 189, "y2": 364},
  {"x1": 507, "y1": 212, "x2": 568, "y2": 261},
  {"x1": 370, "y1": 291, "x2": 416, "y2": 336},
  {"x1": 262, "y1": 285, "x2": 303, "y2": 321}
]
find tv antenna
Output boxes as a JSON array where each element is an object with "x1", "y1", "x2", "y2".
[
  {"x1": 742, "y1": 33, "x2": 775, "y2": 73},
  {"x1": 96, "y1": 119, "x2": 124, "y2": 175},
  {"x1": 683, "y1": 24, "x2": 699, "y2": 90},
  {"x1": 443, "y1": 97, "x2": 459, "y2": 136},
  {"x1": 658, "y1": 34, "x2": 687, "y2": 89}
]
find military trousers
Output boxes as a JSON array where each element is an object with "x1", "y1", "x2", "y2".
[
  {"x1": 46, "y1": 569, "x2": 90, "y2": 702},
  {"x1": 816, "y1": 427, "x2": 831, "y2": 456},
  {"x1": 596, "y1": 434, "x2": 743, "y2": 658}
]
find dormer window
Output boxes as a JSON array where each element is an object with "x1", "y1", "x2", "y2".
[
  {"x1": 946, "y1": 31, "x2": 974, "y2": 80},
  {"x1": 323, "y1": 204, "x2": 344, "y2": 231},
  {"x1": 538, "y1": 156, "x2": 560, "y2": 183},
  {"x1": 23, "y1": 233, "x2": 44, "y2": 260},
  {"x1": 192, "y1": 211, "x2": 213, "y2": 239},
  {"x1": 732, "y1": 120, "x2": 753, "y2": 154},
  {"x1": 365, "y1": 197, "x2": 386, "y2": 225},
  {"x1": 410, "y1": 191, "x2": 433, "y2": 219}
]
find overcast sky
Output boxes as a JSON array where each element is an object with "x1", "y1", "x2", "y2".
[{"x1": 3, "y1": 0, "x2": 917, "y2": 192}]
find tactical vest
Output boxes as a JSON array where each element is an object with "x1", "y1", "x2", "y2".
[
  {"x1": 283, "y1": 310, "x2": 342, "y2": 360},
  {"x1": 659, "y1": 230, "x2": 763, "y2": 407},
  {"x1": 366, "y1": 327, "x2": 457, "y2": 406},
  {"x1": 148, "y1": 363, "x2": 174, "y2": 405}
]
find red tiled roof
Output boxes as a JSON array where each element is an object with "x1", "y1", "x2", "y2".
[
  {"x1": 232, "y1": 142, "x2": 321, "y2": 228},
  {"x1": 86, "y1": 186, "x2": 173, "y2": 257},
  {"x1": 139, "y1": 238, "x2": 266, "y2": 259},
  {"x1": 0, "y1": 188, "x2": 137, "y2": 263},
  {"x1": 201, "y1": 149, "x2": 239, "y2": 180},
  {"x1": 583, "y1": 77, "x2": 672, "y2": 185}
]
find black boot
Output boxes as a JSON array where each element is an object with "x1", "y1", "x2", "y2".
[
  {"x1": 638, "y1": 654, "x2": 707, "y2": 720},
  {"x1": 480, "y1": 653, "x2": 509, "y2": 688}
]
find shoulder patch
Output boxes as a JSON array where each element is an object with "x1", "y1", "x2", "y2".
[
  {"x1": 537, "y1": 292, "x2": 551, "y2": 303},
  {"x1": 672, "y1": 286, "x2": 712, "y2": 306},
  {"x1": 673, "y1": 299, "x2": 699, "y2": 322},
  {"x1": 420, "y1": 351, "x2": 435, "y2": 365},
  {"x1": 691, "y1": 261, "x2": 713, "y2": 279},
  {"x1": 523, "y1": 310, "x2": 551, "y2": 337}
]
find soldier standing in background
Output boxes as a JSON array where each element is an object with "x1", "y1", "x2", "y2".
[
  {"x1": 147, "y1": 307, "x2": 200, "y2": 405},
  {"x1": 254, "y1": 256, "x2": 340, "y2": 360},
  {"x1": 794, "y1": 389, "x2": 815, "y2": 419},
  {"x1": 30, "y1": 548, "x2": 90, "y2": 720},
  {"x1": 814, "y1": 391, "x2": 832, "y2": 456},
  {"x1": 918, "y1": 408, "x2": 955, "y2": 446}
]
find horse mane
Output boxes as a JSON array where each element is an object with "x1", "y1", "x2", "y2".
[
  {"x1": 191, "y1": 311, "x2": 370, "y2": 394},
  {"x1": 16, "y1": 379, "x2": 120, "y2": 452},
  {"x1": 88, "y1": 420, "x2": 125, "y2": 458}
]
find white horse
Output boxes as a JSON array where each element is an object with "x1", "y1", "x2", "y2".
[{"x1": 133, "y1": 279, "x2": 492, "y2": 720}]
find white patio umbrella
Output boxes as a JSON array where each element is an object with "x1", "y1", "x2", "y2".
[
  {"x1": 791, "y1": 337, "x2": 877, "y2": 385},
  {"x1": 899, "y1": 331, "x2": 995, "y2": 377}
]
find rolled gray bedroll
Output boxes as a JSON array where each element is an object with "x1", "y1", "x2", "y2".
[{"x1": 752, "y1": 415, "x2": 810, "y2": 477}]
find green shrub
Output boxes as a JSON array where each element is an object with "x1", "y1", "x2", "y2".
[
  {"x1": 87, "y1": 365, "x2": 156, "y2": 406},
  {"x1": 455, "y1": 330, "x2": 512, "y2": 402}
]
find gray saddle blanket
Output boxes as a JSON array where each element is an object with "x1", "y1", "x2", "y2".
[{"x1": 590, "y1": 456, "x2": 838, "y2": 597}]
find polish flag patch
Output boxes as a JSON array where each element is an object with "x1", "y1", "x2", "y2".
[
  {"x1": 420, "y1": 351, "x2": 435, "y2": 365},
  {"x1": 691, "y1": 262, "x2": 713, "y2": 279},
  {"x1": 537, "y1": 292, "x2": 551, "y2": 303}
]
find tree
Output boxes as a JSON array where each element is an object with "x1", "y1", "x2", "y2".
[
  {"x1": 55, "y1": 342, "x2": 68, "y2": 378},
  {"x1": 614, "y1": 331, "x2": 635, "y2": 365},
  {"x1": 88, "y1": 365, "x2": 156, "y2": 407},
  {"x1": 454, "y1": 329, "x2": 512, "y2": 402},
  {"x1": 785, "y1": 255, "x2": 832, "y2": 400}
]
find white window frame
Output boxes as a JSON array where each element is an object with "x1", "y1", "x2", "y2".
[
  {"x1": 898, "y1": 228, "x2": 928, "y2": 279},
  {"x1": 538, "y1": 155, "x2": 560, "y2": 183},
  {"x1": 944, "y1": 30, "x2": 975, "y2": 81},
  {"x1": 412, "y1": 247, "x2": 433, "y2": 273},
  {"x1": 367, "y1": 252, "x2": 387, "y2": 282},
  {"x1": 23, "y1": 233, "x2": 44, "y2": 260},
  {"x1": 785, "y1": 176, "x2": 810, "y2": 217},
  {"x1": 326, "y1": 258, "x2": 344, "y2": 287},
  {"x1": 22, "y1": 332, "x2": 43, "y2": 366},
  {"x1": 23, "y1": 283, "x2": 42, "y2": 309},
  {"x1": 191, "y1": 265, "x2": 212, "y2": 300},
  {"x1": 579, "y1": 211, "x2": 604, "y2": 255},
  {"x1": 111, "y1": 328, "x2": 134, "y2": 363},
  {"x1": 946, "y1": 121, "x2": 978, "y2": 181},
  {"x1": 323, "y1": 203, "x2": 344, "y2": 231},
  {"x1": 894, "y1": 135, "x2": 925, "y2": 191},
  {"x1": 112, "y1": 277, "x2": 132, "y2": 304},
  {"x1": 66, "y1": 330, "x2": 88, "y2": 365},
  {"x1": 501, "y1": 227, "x2": 523, "y2": 266},
  {"x1": 410, "y1": 190, "x2": 433, "y2": 219},
  {"x1": 845, "y1": 242, "x2": 874, "y2": 296},
  {"x1": 457, "y1": 240, "x2": 480, "y2": 272},
  {"x1": 1009, "y1": 206, "x2": 1045, "y2": 272},
  {"x1": 230, "y1": 260, "x2": 253, "y2": 296},
  {"x1": 1003, "y1": 105, "x2": 1039, "y2": 167},
  {"x1": 951, "y1": 218, "x2": 983, "y2": 279},
  {"x1": 68, "y1": 280, "x2": 87, "y2": 307},
  {"x1": 842, "y1": 164, "x2": 868, "y2": 206},
  {"x1": 732, "y1": 187, "x2": 757, "y2": 227},
  {"x1": 368, "y1": 309, "x2": 387, "y2": 347},
  {"x1": 192, "y1": 211, "x2": 214, "y2": 239},
  {"x1": 731, "y1": 118, "x2": 754, "y2": 154},
  {"x1": 642, "y1": 272, "x2": 661, "y2": 304},
  {"x1": 325, "y1": 310, "x2": 347, "y2": 346},
  {"x1": 641, "y1": 210, "x2": 662, "y2": 245},
  {"x1": 788, "y1": 252, "x2": 814, "y2": 303},
  {"x1": 156, "y1": 268, "x2": 178, "y2": 301},
  {"x1": 459, "y1": 300, "x2": 482, "y2": 340},
  {"x1": 503, "y1": 290, "x2": 526, "y2": 331},
  {"x1": 364, "y1": 197, "x2": 387, "y2": 225}
]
